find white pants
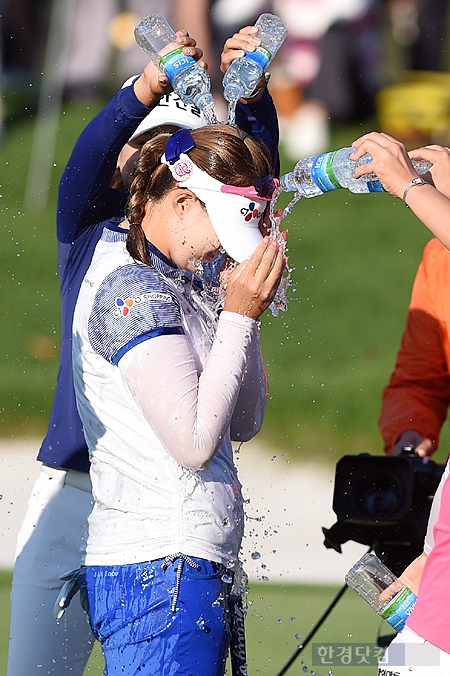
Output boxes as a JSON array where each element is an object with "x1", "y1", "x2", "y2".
[
  {"x1": 7, "y1": 465, "x2": 95, "y2": 676},
  {"x1": 378, "y1": 626, "x2": 450, "y2": 675}
]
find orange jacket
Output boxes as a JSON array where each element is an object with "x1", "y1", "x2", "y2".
[{"x1": 379, "y1": 237, "x2": 450, "y2": 455}]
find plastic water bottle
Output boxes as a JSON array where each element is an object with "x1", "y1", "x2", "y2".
[
  {"x1": 345, "y1": 552, "x2": 416, "y2": 631},
  {"x1": 280, "y1": 147, "x2": 433, "y2": 197},
  {"x1": 223, "y1": 13, "x2": 288, "y2": 125},
  {"x1": 134, "y1": 14, "x2": 217, "y2": 124}
]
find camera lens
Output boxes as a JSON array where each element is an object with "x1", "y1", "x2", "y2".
[{"x1": 352, "y1": 473, "x2": 405, "y2": 519}]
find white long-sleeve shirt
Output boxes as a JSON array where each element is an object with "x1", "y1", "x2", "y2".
[{"x1": 73, "y1": 227, "x2": 267, "y2": 568}]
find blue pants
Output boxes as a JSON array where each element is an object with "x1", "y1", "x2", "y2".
[{"x1": 81, "y1": 556, "x2": 233, "y2": 676}]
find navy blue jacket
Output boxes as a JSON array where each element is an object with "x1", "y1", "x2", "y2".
[{"x1": 38, "y1": 86, "x2": 279, "y2": 472}]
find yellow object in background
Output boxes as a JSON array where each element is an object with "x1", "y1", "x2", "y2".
[
  {"x1": 107, "y1": 12, "x2": 140, "y2": 51},
  {"x1": 376, "y1": 71, "x2": 450, "y2": 145}
]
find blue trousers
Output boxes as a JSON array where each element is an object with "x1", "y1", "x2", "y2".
[{"x1": 81, "y1": 556, "x2": 233, "y2": 676}]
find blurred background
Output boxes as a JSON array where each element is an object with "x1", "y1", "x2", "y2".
[
  {"x1": 1, "y1": 1, "x2": 450, "y2": 673},
  {"x1": 2, "y1": 0, "x2": 450, "y2": 459}
]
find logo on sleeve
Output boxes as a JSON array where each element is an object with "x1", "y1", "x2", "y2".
[{"x1": 114, "y1": 292, "x2": 173, "y2": 318}]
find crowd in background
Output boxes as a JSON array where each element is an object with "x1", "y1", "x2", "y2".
[{"x1": 2, "y1": 0, "x2": 450, "y2": 157}]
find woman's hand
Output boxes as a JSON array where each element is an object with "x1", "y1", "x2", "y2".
[
  {"x1": 378, "y1": 552, "x2": 428, "y2": 602},
  {"x1": 220, "y1": 26, "x2": 268, "y2": 103},
  {"x1": 223, "y1": 237, "x2": 287, "y2": 320},
  {"x1": 135, "y1": 31, "x2": 205, "y2": 106},
  {"x1": 409, "y1": 145, "x2": 450, "y2": 198},
  {"x1": 351, "y1": 131, "x2": 419, "y2": 199}
]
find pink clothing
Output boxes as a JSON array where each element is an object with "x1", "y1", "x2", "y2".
[
  {"x1": 379, "y1": 237, "x2": 450, "y2": 653},
  {"x1": 407, "y1": 457, "x2": 450, "y2": 652}
]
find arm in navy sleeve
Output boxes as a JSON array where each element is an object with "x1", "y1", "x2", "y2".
[
  {"x1": 57, "y1": 85, "x2": 151, "y2": 244},
  {"x1": 235, "y1": 89, "x2": 280, "y2": 177}
]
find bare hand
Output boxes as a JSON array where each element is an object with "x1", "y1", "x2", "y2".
[
  {"x1": 223, "y1": 237, "x2": 287, "y2": 320},
  {"x1": 409, "y1": 145, "x2": 450, "y2": 199},
  {"x1": 134, "y1": 31, "x2": 205, "y2": 106},
  {"x1": 351, "y1": 132, "x2": 420, "y2": 199},
  {"x1": 392, "y1": 430, "x2": 435, "y2": 458},
  {"x1": 220, "y1": 26, "x2": 268, "y2": 102},
  {"x1": 379, "y1": 552, "x2": 427, "y2": 602}
]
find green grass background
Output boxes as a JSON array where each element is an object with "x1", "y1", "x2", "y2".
[
  {"x1": 1, "y1": 101, "x2": 448, "y2": 463},
  {"x1": 0, "y1": 101, "x2": 449, "y2": 675},
  {"x1": 0, "y1": 569, "x2": 393, "y2": 675}
]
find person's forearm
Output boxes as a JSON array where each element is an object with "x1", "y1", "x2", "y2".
[
  {"x1": 402, "y1": 183, "x2": 450, "y2": 250},
  {"x1": 57, "y1": 86, "x2": 150, "y2": 242}
]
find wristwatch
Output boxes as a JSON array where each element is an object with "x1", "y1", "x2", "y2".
[{"x1": 402, "y1": 177, "x2": 426, "y2": 207}]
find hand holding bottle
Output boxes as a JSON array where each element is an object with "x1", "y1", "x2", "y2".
[
  {"x1": 379, "y1": 552, "x2": 428, "y2": 602},
  {"x1": 351, "y1": 132, "x2": 423, "y2": 199},
  {"x1": 220, "y1": 26, "x2": 268, "y2": 104},
  {"x1": 134, "y1": 14, "x2": 217, "y2": 123},
  {"x1": 409, "y1": 145, "x2": 450, "y2": 199},
  {"x1": 346, "y1": 552, "x2": 417, "y2": 631},
  {"x1": 134, "y1": 30, "x2": 205, "y2": 107}
]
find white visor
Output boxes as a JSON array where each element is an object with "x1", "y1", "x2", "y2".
[
  {"x1": 121, "y1": 76, "x2": 207, "y2": 142},
  {"x1": 162, "y1": 152, "x2": 266, "y2": 263}
]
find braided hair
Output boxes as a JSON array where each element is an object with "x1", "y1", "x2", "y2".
[{"x1": 126, "y1": 124, "x2": 273, "y2": 265}]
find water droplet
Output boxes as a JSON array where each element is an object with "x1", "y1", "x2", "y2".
[
  {"x1": 251, "y1": 552, "x2": 261, "y2": 560},
  {"x1": 221, "y1": 573, "x2": 233, "y2": 584}
]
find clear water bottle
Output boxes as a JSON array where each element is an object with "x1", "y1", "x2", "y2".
[
  {"x1": 345, "y1": 552, "x2": 417, "y2": 632},
  {"x1": 134, "y1": 14, "x2": 217, "y2": 124},
  {"x1": 223, "y1": 13, "x2": 288, "y2": 125},
  {"x1": 280, "y1": 147, "x2": 433, "y2": 198}
]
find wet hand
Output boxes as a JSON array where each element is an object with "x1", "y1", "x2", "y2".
[{"x1": 223, "y1": 237, "x2": 287, "y2": 320}]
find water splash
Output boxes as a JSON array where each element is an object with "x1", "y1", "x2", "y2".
[
  {"x1": 196, "y1": 616, "x2": 211, "y2": 633},
  {"x1": 202, "y1": 100, "x2": 219, "y2": 125},
  {"x1": 267, "y1": 184, "x2": 301, "y2": 317},
  {"x1": 227, "y1": 98, "x2": 239, "y2": 126}
]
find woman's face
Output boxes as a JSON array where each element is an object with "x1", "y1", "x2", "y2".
[
  {"x1": 169, "y1": 199, "x2": 222, "y2": 273},
  {"x1": 142, "y1": 190, "x2": 223, "y2": 273}
]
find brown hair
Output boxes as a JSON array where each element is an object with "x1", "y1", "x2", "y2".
[{"x1": 126, "y1": 124, "x2": 273, "y2": 264}]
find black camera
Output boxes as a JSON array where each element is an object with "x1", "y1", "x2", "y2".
[{"x1": 322, "y1": 449, "x2": 445, "y2": 575}]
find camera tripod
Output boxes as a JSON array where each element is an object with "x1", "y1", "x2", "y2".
[
  {"x1": 273, "y1": 582, "x2": 348, "y2": 676},
  {"x1": 273, "y1": 548, "x2": 396, "y2": 676}
]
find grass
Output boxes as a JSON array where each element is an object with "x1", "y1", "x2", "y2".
[
  {"x1": 0, "y1": 569, "x2": 389, "y2": 675},
  {"x1": 1, "y1": 103, "x2": 448, "y2": 464}
]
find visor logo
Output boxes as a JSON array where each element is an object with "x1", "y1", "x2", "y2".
[
  {"x1": 241, "y1": 201, "x2": 262, "y2": 222},
  {"x1": 172, "y1": 158, "x2": 194, "y2": 180}
]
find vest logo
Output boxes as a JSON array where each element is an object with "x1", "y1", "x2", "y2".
[{"x1": 114, "y1": 292, "x2": 173, "y2": 318}]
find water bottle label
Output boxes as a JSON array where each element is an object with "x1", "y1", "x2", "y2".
[
  {"x1": 244, "y1": 45, "x2": 272, "y2": 70},
  {"x1": 160, "y1": 47, "x2": 196, "y2": 81},
  {"x1": 380, "y1": 588, "x2": 417, "y2": 632},
  {"x1": 367, "y1": 180, "x2": 384, "y2": 192},
  {"x1": 311, "y1": 152, "x2": 341, "y2": 193}
]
